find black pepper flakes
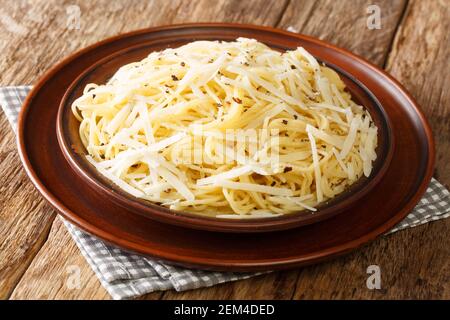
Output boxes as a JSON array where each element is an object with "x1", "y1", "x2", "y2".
[
  {"x1": 291, "y1": 65, "x2": 296, "y2": 69},
  {"x1": 283, "y1": 167, "x2": 293, "y2": 173},
  {"x1": 282, "y1": 119, "x2": 288, "y2": 125},
  {"x1": 171, "y1": 75, "x2": 179, "y2": 81},
  {"x1": 294, "y1": 115, "x2": 298, "y2": 120},
  {"x1": 180, "y1": 61, "x2": 186, "y2": 66},
  {"x1": 92, "y1": 94, "x2": 96, "y2": 99},
  {"x1": 232, "y1": 97, "x2": 242, "y2": 104},
  {"x1": 271, "y1": 181, "x2": 276, "y2": 186}
]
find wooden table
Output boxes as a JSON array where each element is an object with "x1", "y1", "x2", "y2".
[{"x1": 0, "y1": 0, "x2": 449, "y2": 300}]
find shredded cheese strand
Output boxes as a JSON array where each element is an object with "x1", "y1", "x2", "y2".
[{"x1": 72, "y1": 38, "x2": 378, "y2": 217}]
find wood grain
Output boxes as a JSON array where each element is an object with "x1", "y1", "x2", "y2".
[
  {"x1": 2, "y1": 0, "x2": 449, "y2": 300},
  {"x1": 162, "y1": 271, "x2": 300, "y2": 300},
  {"x1": 289, "y1": 0, "x2": 450, "y2": 299},
  {"x1": 3, "y1": 0, "x2": 288, "y2": 300},
  {"x1": 9, "y1": 218, "x2": 111, "y2": 300},
  {"x1": 0, "y1": 0, "x2": 288, "y2": 86},
  {"x1": 278, "y1": 0, "x2": 407, "y2": 66},
  {"x1": 0, "y1": 105, "x2": 56, "y2": 299},
  {"x1": 386, "y1": 0, "x2": 450, "y2": 187},
  {"x1": 161, "y1": 0, "x2": 419, "y2": 300}
]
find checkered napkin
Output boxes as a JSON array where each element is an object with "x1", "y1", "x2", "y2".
[{"x1": 2, "y1": 86, "x2": 450, "y2": 299}]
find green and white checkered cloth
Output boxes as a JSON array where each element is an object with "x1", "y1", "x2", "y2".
[{"x1": 1, "y1": 86, "x2": 449, "y2": 299}]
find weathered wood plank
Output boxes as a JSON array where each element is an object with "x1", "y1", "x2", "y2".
[
  {"x1": 278, "y1": 0, "x2": 407, "y2": 66},
  {"x1": 4, "y1": 0, "x2": 289, "y2": 300},
  {"x1": 0, "y1": 109, "x2": 56, "y2": 299},
  {"x1": 4, "y1": 0, "x2": 449, "y2": 300},
  {"x1": 292, "y1": 221, "x2": 450, "y2": 299},
  {"x1": 9, "y1": 218, "x2": 110, "y2": 300},
  {"x1": 386, "y1": 0, "x2": 450, "y2": 186},
  {"x1": 161, "y1": 271, "x2": 299, "y2": 300},
  {"x1": 0, "y1": 0, "x2": 288, "y2": 86},
  {"x1": 290, "y1": 0, "x2": 450, "y2": 299},
  {"x1": 162, "y1": 0, "x2": 411, "y2": 300},
  {"x1": 9, "y1": 218, "x2": 165, "y2": 300}
]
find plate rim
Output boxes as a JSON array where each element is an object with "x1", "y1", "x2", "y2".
[
  {"x1": 55, "y1": 37, "x2": 394, "y2": 233},
  {"x1": 16, "y1": 23, "x2": 435, "y2": 270}
]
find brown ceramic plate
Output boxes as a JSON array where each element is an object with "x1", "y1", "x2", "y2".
[
  {"x1": 17, "y1": 24, "x2": 434, "y2": 271},
  {"x1": 56, "y1": 40, "x2": 393, "y2": 233}
]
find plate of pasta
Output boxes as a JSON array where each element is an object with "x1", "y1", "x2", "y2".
[
  {"x1": 18, "y1": 24, "x2": 433, "y2": 269},
  {"x1": 57, "y1": 37, "x2": 392, "y2": 232}
]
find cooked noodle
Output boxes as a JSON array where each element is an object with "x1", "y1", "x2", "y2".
[{"x1": 72, "y1": 38, "x2": 378, "y2": 218}]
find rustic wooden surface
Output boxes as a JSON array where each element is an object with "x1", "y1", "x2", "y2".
[{"x1": 1, "y1": 0, "x2": 449, "y2": 300}]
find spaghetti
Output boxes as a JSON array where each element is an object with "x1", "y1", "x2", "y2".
[{"x1": 72, "y1": 38, "x2": 378, "y2": 218}]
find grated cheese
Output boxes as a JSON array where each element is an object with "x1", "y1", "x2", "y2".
[{"x1": 72, "y1": 38, "x2": 378, "y2": 217}]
